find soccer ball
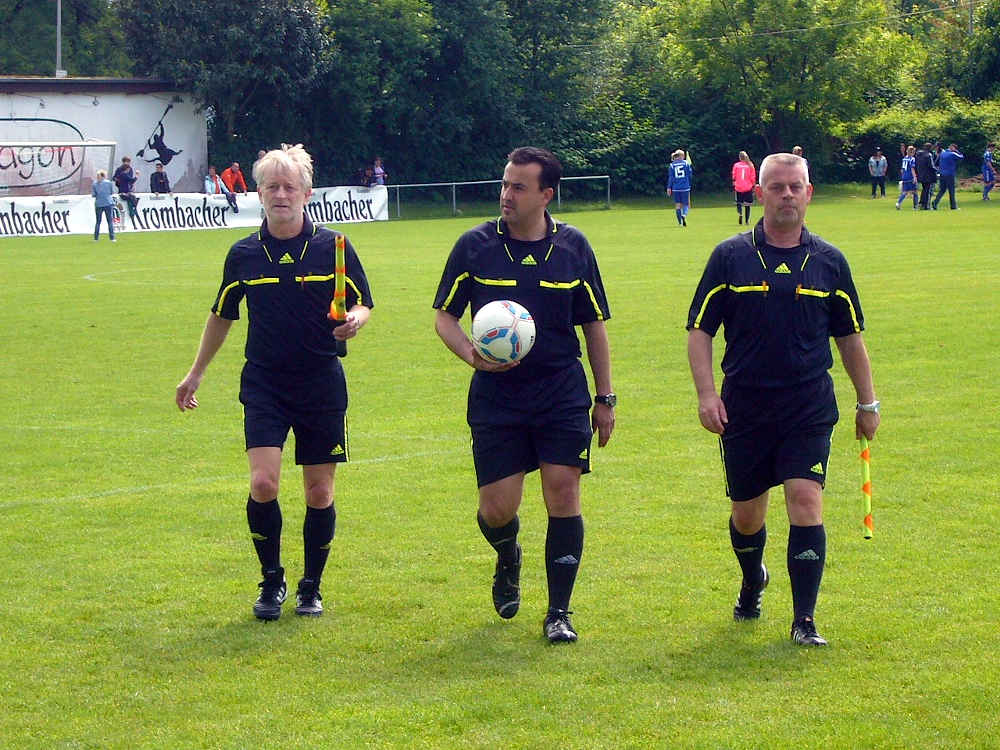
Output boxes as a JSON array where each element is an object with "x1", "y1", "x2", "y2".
[{"x1": 471, "y1": 300, "x2": 536, "y2": 364}]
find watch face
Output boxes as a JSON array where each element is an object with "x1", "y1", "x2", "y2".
[{"x1": 597, "y1": 394, "x2": 616, "y2": 408}]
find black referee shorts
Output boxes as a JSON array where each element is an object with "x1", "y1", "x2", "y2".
[
  {"x1": 719, "y1": 377, "x2": 838, "y2": 502},
  {"x1": 735, "y1": 190, "x2": 754, "y2": 206},
  {"x1": 240, "y1": 361, "x2": 349, "y2": 465},
  {"x1": 468, "y1": 363, "x2": 593, "y2": 488}
]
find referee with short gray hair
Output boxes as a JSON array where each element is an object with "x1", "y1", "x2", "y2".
[{"x1": 686, "y1": 152, "x2": 880, "y2": 646}]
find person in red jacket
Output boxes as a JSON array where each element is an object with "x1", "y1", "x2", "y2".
[
  {"x1": 221, "y1": 161, "x2": 249, "y2": 194},
  {"x1": 731, "y1": 151, "x2": 757, "y2": 225}
]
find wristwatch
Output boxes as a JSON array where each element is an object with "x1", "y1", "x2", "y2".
[
  {"x1": 594, "y1": 393, "x2": 617, "y2": 408},
  {"x1": 856, "y1": 400, "x2": 881, "y2": 414}
]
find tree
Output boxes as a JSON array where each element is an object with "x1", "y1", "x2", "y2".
[
  {"x1": 0, "y1": 0, "x2": 131, "y2": 76},
  {"x1": 118, "y1": 0, "x2": 327, "y2": 153}
]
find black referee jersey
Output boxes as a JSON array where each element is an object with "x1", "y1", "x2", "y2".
[
  {"x1": 433, "y1": 213, "x2": 611, "y2": 384},
  {"x1": 686, "y1": 221, "x2": 864, "y2": 389},
  {"x1": 212, "y1": 215, "x2": 374, "y2": 372}
]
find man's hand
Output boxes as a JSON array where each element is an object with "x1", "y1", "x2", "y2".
[
  {"x1": 175, "y1": 373, "x2": 202, "y2": 411},
  {"x1": 592, "y1": 404, "x2": 615, "y2": 447},
  {"x1": 697, "y1": 392, "x2": 728, "y2": 434},
  {"x1": 856, "y1": 409, "x2": 879, "y2": 440}
]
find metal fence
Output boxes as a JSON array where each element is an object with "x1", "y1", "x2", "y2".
[{"x1": 386, "y1": 175, "x2": 611, "y2": 218}]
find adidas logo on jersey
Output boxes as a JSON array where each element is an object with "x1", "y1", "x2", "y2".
[
  {"x1": 279, "y1": 252, "x2": 295, "y2": 264},
  {"x1": 810, "y1": 462, "x2": 824, "y2": 474},
  {"x1": 329, "y1": 443, "x2": 345, "y2": 456},
  {"x1": 774, "y1": 262, "x2": 791, "y2": 274},
  {"x1": 521, "y1": 254, "x2": 537, "y2": 265}
]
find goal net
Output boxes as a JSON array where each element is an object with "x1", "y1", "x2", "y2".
[{"x1": 0, "y1": 141, "x2": 117, "y2": 198}]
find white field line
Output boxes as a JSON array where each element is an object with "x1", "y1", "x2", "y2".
[{"x1": 5, "y1": 448, "x2": 464, "y2": 508}]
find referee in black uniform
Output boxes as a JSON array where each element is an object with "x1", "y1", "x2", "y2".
[
  {"x1": 686, "y1": 152, "x2": 880, "y2": 646},
  {"x1": 433, "y1": 147, "x2": 615, "y2": 643},
  {"x1": 176, "y1": 144, "x2": 374, "y2": 620}
]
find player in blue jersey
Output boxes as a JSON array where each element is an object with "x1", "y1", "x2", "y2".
[
  {"x1": 175, "y1": 144, "x2": 374, "y2": 621},
  {"x1": 666, "y1": 149, "x2": 693, "y2": 226},
  {"x1": 686, "y1": 152, "x2": 880, "y2": 647},
  {"x1": 895, "y1": 145, "x2": 919, "y2": 210},
  {"x1": 983, "y1": 144, "x2": 995, "y2": 201}
]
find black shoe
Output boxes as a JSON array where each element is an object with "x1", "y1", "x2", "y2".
[
  {"x1": 733, "y1": 563, "x2": 769, "y2": 621},
  {"x1": 738, "y1": 216, "x2": 743, "y2": 225},
  {"x1": 253, "y1": 569, "x2": 287, "y2": 620},
  {"x1": 294, "y1": 577, "x2": 323, "y2": 616},
  {"x1": 790, "y1": 617, "x2": 829, "y2": 646},
  {"x1": 492, "y1": 543, "x2": 521, "y2": 619},
  {"x1": 681, "y1": 216, "x2": 687, "y2": 226},
  {"x1": 543, "y1": 608, "x2": 578, "y2": 643}
]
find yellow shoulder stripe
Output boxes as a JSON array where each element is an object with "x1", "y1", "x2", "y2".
[
  {"x1": 834, "y1": 289, "x2": 862, "y2": 332},
  {"x1": 539, "y1": 279, "x2": 580, "y2": 289},
  {"x1": 345, "y1": 276, "x2": 363, "y2": 303},
  {"x1": 581, "y1": 280, "x2": 605, "y2": 320},
  {"x1": 245, "y1": 277, "x2": 280, "y2": 286},
  {"x1": 215, "y1": 280, "x2": 241, "y2": 311},
  {"x1": 473, "y1": 276, "x2": 517, "y2": 286},
  {"x1": 692, "y1": 283, "x2": 727, "y2": 329},
  {"x1": 441, "y1": 271, "x2": 469, "y2": 309}
]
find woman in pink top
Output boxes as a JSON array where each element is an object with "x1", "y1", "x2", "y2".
[{"x1": 731, "y1": 151, "x2": 757, "y2": 225}]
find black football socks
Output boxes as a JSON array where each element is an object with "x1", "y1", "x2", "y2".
[
  {"x1": 303, "y1": 504, "x2": 336, "y2": 583},
  {"x1": 247, "y1": 495, "x2": 282, "y2": 575},
  {"x1": 477, "y1": 512, "x2": 520, "y2": 562},
  {"x1": 787, "y1": 523, "x2": 826, "y2": 620},
  {"x1": 730, "y1": 516, "x2": 767, "y2": 587},
  {"x1": 546, "y1": 515, "x2": 584, "y2": 612}
]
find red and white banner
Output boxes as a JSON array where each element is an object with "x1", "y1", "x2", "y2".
[{"x1": 0, "y1": 185, "x2": 388, "y2": 237}]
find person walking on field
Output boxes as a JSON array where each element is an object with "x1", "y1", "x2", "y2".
[
  {"x1": 982, "y1": 143, "x2": 995, "y2": 201},
  {"x1": 914, "y1": 143, "x2": 937, "y2": 210},
  {"x1": 732, "y1": 151, "x2": 756, "y2": 225},
  {"x1": 686, "y1": 152, "x2": 880, "y2": 647},
  {"x1": 666, "y1": 149, "x2": 693, "y2": 226},
  {"x1": 92, "y1": 169, "x2": 116, "y2": 241},
  {"x1": 433, "y1": 146, "x2": 616, "y2": 644},
  {"x1": 896, "y1": 145, "x2": 919, "y2": 210},
  {"x1": 932, "y1": 143, "x2": 964, "y2": 210},
  {"x1": 175, "y1": 144, "x2": 374, "y2": 621}
]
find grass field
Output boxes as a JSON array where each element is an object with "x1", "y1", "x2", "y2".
[{"x1": 2, "y1": 187, "x2": 998, "y2": 748}]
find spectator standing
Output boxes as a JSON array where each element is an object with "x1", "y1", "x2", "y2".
[
  {"x1": 373, "y1": 157, "x2": 388, "y2": 186},
  {"x1": 113, "y1": 156, "x2": 140, "y2": 221},
  {"x1": 982, "y1": 143, "x2": 995, "y2": 201},
  {"x1": 150, "y1": 162, "x2": 171, "y2": 195},
  {"x1": 932, "y1": 144, "x2": 964, "y2": 210},
  {"x1": 222, "y1": 161, "x2": 249, "y2": 194},
  {"x1": 205, "y1": 165, "x2": 239, "y2": 212},
  {"x1": 868, "y1": 148, "x2": 888, "y2": 198},
  {"x1": 731, "y1": 151, "x2": 757, "y2": 226},
  {"x1": 92, "y1": 169, "x2": 116, "y2": 242},
  {"x1": 915, "y1": 143, "x2": 937, "y2": 210}
]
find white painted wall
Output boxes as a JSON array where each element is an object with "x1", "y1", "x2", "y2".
[{"x1": 1, "y1": 89, "x2": 207, "y2": 194}]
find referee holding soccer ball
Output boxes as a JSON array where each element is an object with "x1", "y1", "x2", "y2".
[
  {"x1": 686, "y1": 152, "x2": 880, "y2": 647},
  {"x1": 175, "y1": 144, "x2": 373, "y2": 621},
  {"x1": 433, "y1": 146, "x2": 615, "y2": 643}
]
